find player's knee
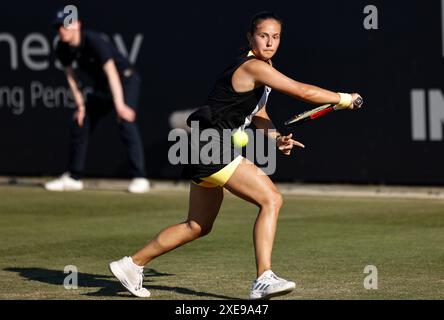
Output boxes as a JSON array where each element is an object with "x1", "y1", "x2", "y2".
[
  {"x1": 260, "y1": 191, "x2": 283, "y2": 213},
  {"x1": 186, "y1": 220, "x2": 211, "y2": 238}
]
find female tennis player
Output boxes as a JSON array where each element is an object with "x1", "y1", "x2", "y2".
[{"x1": 110, "y1": 12, "x2": 362, "y2": 299}]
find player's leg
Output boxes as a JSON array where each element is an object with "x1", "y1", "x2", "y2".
[
  {"x1": 109, "y1": 183, "x2": 224, "y2": 297},
  {"x1": 131, "y1": 183, "x2": 224, "y2": 265},
  {"x1": 224, "y1": 158, "x2": 281, "y2": 277},
  {"x1": 223, "y1": 158, "x2": 295, "y2": 299}
]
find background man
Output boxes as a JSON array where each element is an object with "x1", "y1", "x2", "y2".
[{"x1": 45, "y1": 8, "x2": 149, "y2": 193}]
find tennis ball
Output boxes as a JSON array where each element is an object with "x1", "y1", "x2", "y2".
[{"x1": 232, "y1": 130, "x2": 249, "y2": 148}]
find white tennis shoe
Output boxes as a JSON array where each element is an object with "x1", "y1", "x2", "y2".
[
  {"x1": 128, "y1": 178, "x2": 150, "y2": 194},
  {"x1": 109, "y1": 256, "x2": 151, "y2": 298},
  {"x1": 249, "y1": 270, "x2": 295, "y2": 300},
  {"x1": 44, "y1": 173, "x2": 84, "y2": 191}
]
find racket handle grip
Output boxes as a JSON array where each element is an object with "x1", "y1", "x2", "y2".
[
  {"x1": 354, "y1": 96, "x2": 364, "y2": 108},
  {"x1": 333, "y1": 97, "x2": 364, "y2": 110}
]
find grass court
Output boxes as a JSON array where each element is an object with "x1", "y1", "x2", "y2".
[{"x1": 0, "y1": 186, "x2": 443, "y2": 300}]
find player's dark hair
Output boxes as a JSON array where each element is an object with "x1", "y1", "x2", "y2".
[{"x1": 249, "y1": 11, "x2": 283, "y2": 35}]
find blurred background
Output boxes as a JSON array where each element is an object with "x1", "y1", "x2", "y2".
[{"x1": 0, "y1": 0, "x2": 442, "y2": 185}]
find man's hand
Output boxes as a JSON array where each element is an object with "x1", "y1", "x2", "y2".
[
  {"x1": 74, "y1": 107, "x2": 86, "y2": 127},
  {"x1": 103, "y1": 60, "x2": 136, "y2": 122},
  {"x1": 277, "y1": 133, "x2": 305, "y2": 156},
  {"x1": 116, "y1": 104, "x2": 136, "y2": 122}
]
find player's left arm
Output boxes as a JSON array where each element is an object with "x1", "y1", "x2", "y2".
[
  {"x1": 252, "y1": 106, "x2": 305, "y2": 155},
  {"x1": 103, "y1": 59, "x2": 135, "y2": 122},
  {"x1": 252, "y1": 106, "x2": 281, "y2": 140},
  {"x1": 243, "y1": 60, "x2": 361, "y2": 109}
]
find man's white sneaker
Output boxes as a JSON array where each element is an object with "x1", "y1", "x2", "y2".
[
  {"x1": 249, "y1": 270, "x2": 295, "y2": 300},
  {"x1": 128, "y1": 178, "x2": 150, "y2": 194},
  {"x1": 109, "y1": 256, "x2": 151, "y2": 298},
  {"x1": 44, "y1": 173, "x2": 84, "y2": 191}
]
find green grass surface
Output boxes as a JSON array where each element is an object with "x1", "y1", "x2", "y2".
[{"x1": 0, "y1": 186, "x2": 443, "y2": 300}]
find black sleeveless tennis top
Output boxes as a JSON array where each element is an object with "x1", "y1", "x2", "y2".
[
  {"x1": 187, "y1": 55, "x2": 271, "y2": 131},
  {"x1": 182, "y1": 54, "x2": 271, "y2": 180}
]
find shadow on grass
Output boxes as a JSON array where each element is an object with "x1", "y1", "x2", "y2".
[
  {"x1": 0, "y1": 179, "x2": 43, "y2": 188},
  {"x1": 4, "y1": 267, "x2": 239, "y2": 300}
]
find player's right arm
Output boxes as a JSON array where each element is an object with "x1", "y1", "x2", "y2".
[
  {"x1": 242, "y1": 60, "x2": 361, "y2": 109},
  {"x1": 65, "y1": 67, "x2": 86, "y2": 127}
]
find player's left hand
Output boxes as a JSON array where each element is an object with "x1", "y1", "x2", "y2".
[{"x1": 277, "y1": 133, "x2": 305, "y2": 156}]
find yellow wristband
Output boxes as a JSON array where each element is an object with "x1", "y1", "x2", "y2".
[{"x1": 337, "y1": 92, "x2": 353, "y2": 109}]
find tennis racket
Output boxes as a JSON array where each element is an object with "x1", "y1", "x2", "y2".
[{"x1": 284, "y1": 96, "x2": 364, "y2": 127}]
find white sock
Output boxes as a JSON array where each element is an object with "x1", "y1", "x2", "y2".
[
  {"x1": 128, "y1": 256, "x2": 144, "y2": 271},
  {"x1": 257, "y1": 270, "x2": 273, "y2": 280}
]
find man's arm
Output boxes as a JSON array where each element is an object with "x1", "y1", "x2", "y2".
[
  {"x1": 65, "y1": 67, "x2": 86, "y2": 127},
  {"x1": 103, "y1": 59, "x2": 135, "y2": 122}
]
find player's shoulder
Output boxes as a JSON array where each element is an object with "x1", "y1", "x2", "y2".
[{"x1": 241, "y1": 58, "x2": 273, "y2": 74}]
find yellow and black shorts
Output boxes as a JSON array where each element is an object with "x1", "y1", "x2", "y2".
[{"x1": 191, "y1": 155, "x2": 243, "y2": 188}]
